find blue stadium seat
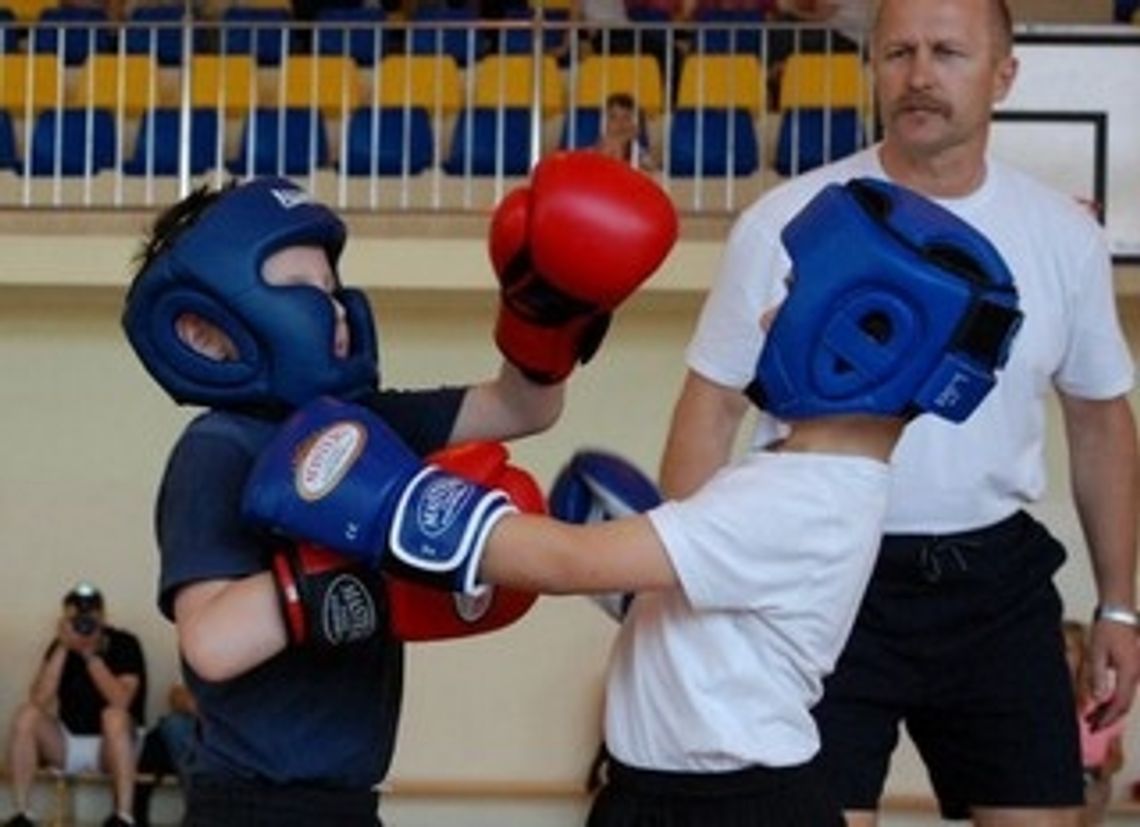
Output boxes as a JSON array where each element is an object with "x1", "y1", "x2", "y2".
[
  {"x1": 123, "y1": 108, "x2": 222, "y2": 175},
  {"x1": 228, "y1": 107, "x2": 330, "y2": 176},
  {"x1": 0, "y1": 109, "x2": 17, "y2": 170},
  {"x1": 410, "y1": 7, "x2": 482, "y2": 67},
  {"x1": 690, "y1": 8, "x2": 764, "y2": 55},
  {"x1": 0, "y1": 8, "x2": 20, "y2": 54},
  {"x1": 343, "y1": 106, "x2": 433, "y2": 175},
  {"x1": 497, "y1": 7, "x2": 569, "y2": 57},
  {"x1": 316, "y1": 6, "x2": 387, "y2": 65},
  {"x1": 443, "y1": 108, "x2": 531, "y2": 176},
  {"x1": 32, "y1": 7, "x2": 115, "y2": 66},
  {"x1": 222, "y1": 6, "x2": 291, "y2": 66},
  {"x1": 774, "y1": 108, "x2": 863, "y2": 176},
  {"x1": 668, "y1": 108, "x2": 758, "y2": 176},
  {"x1": 26, "y1": 108, "x2": 117, "y2": 175},
  {"x1": 558, "y1": 107, "x2": 602, "y2": 150},
  {"x1": 125, "y1": 5, "x2": 189, "y2": 66}
]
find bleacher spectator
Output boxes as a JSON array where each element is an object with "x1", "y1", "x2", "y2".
[{"x1": 594, "y1": 91, "x2": 659, "y2": 171}]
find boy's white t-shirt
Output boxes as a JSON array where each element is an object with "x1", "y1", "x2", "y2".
[{"x1": 605, "y1": 450, "x2": 889, "y2": 771}]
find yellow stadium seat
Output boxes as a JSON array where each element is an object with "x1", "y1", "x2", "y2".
[
  {"x1": 0, "y1": 54, "x2": 63, "y2": 114},
  {"x1": 573, "y1": 55, "x2": 663, "y2": 116},
  {"x1": 677, "y1": 54, "x2": 765, "y2": 115},
  {"x1": 190, "y1": 54, "x2": 258, "y2": 115},
  {"x1": 371, "y1": 54, "x2": 463, "y2": 115},
  {"x1": 69, "y1": 55, "x2": 166, "y2": 115},
  {"x1": 5, "y1": 0, "x2": 58, "y2": 21},
  {"x1": 234, "y1": 0, "x2": 291, "y2": 8},
  {"x1": 779, "y1": 52, "x2": 870, "y2": 110},
  {"x1": 276, "y1": 55, "x2": 362, "y2": 116},
  {"x1": 473, "y1": 54, "x2": 564, "y2": 116}
]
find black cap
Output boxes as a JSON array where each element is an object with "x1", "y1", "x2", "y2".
[{"x1": 63, "y1": 582, "x2": 104, "y2": 613}]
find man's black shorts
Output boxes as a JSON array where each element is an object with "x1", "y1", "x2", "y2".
[{"x1": 813, "y1": 510, "x2": 1084, "y2": 820}]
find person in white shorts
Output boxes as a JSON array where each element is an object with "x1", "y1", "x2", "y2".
[{"x1": 3, "y1": 584, "x2": 147, "y2": 827}]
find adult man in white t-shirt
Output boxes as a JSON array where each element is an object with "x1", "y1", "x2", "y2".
[{"x1": 659, "y1": 0, "x2": 1140, "y2": 825}]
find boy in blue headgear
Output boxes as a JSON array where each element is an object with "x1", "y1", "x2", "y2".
[
  {"x1": 119, "y1": 172, "x2": 674, "y2": 826},
  {"x1": 238, "y1": 177, "x2": 1022, "y2": 827}
]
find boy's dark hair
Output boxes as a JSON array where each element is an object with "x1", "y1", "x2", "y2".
[
  {"x1": 605, "y1": 92, "x2": 636, "y2": 111},
  {"x1": 130, "y1": 181, "x2": 235, "y2": 288}
]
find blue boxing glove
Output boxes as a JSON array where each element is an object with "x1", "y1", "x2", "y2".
[
  {"x1": 548, "y1": 449, "x2": 663, "y2": 621},
  {"x1": 242, "y1": 396, "x2": 515, "y2": 595}
]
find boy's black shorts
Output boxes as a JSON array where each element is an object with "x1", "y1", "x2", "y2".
[
  {"x1": 588, "y1": 755, "x2": 844, "y2": 827},
  {"x1": 813, "y1": 510, "x2": 1084, "y2": 820},
  {"x1": 184, "y1": 776, "x2": 381, "y2": 827}
]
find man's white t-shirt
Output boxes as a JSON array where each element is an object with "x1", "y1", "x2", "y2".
[{"x1": 686, "y1": 146, "x2": 1134, "y2": 533}]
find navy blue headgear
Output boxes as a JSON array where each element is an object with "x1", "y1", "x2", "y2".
[
  {"x1": 748, "y1": 177, "x2": 1022, "y2": 422},
  {"x1": 122, "y1": 177, "x2": 379, "y2": 409}
]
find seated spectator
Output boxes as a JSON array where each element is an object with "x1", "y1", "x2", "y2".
[
  {"x1": 132, "y1": 684, "x2": 197, "y2": 827},
  {"x1": 3, "y1": 583, "x2": 147, "y2": 827},
  {"x1": 594, "y1": 92, "x2": 659, "y2": 171}
]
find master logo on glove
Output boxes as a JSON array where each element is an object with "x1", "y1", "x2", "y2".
[
  {"x1": 295, "y1": 420, "x2": 367, "y2": 502},
  {"x1": 412, "y1": 474, "x2": 479, "y2": 542}
]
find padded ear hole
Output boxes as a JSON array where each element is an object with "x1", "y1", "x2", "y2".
[
  {"x1": 923, "y1": 243, "x2": 989, "y2": 286},
  {"x1": 860, "y1": 310, "x2": 893, "y2": 343},
  {"x1": 833, "y1": 357, "x2": 854, "y2": 375}
]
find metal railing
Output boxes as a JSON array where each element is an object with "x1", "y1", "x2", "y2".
[{"x1": 0, "y1": 14, "x2": 875, "y2": 213}]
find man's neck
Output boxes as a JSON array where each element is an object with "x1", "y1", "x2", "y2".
[{"x1": 878, "y1": 142, "x2": 988, "y2": 200}]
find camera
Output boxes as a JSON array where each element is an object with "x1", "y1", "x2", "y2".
[
  {"x1": 64, "y1": 582, "x2": 103, "y2": 637},
  {"x1": 71, "y1": 612, "x2": 100, "y2": 636}
]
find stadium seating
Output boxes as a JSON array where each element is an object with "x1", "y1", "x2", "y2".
[
  {"x1": 775, "y1": 52, "x2": 869, "y2": 175},
  {"x1": 342, "y1": 105, "x2": 433, "y2": 175},
  {"x1": 123, "y1": 107, "x2": 222, "y2": 176},
  {"x1": 32, "y1": 6, "x2": 115, "y2": 66},
  {"x1": 70, "y1": 54, "x2": 163, "y2": 116},
  {"x1": 125, "y1": 5, "x2": 189, "y2": 67},
  {"x1": 228, "y1": 107, "x2": 330, "y2": 176},
  {"x1": 0, "y1": 53, "x2": 62, "y2": 116},
  {"x1": 315, "y1": 6, "x2": 386, "y2": 66},
  {"x1": 26, "y1": 107, "x2": 116, "y2": 175},
  {"x1": 221, "y1": 5, "x2": 291, "y2": 67},
  {"x1": 443, "y1": 108, "x2": 532, "y2": 175}
]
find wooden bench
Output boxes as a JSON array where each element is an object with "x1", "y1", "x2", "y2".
[{"x1": 0, "y1": 768, "x2": 178, "y2": 827}]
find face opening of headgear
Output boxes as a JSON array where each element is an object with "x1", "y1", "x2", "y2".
[
  {"x1": 121, "y1": 177, "x2": 380, "y2": 412},
  {"x1": 748, "y1": 177, "x2": 1023, "y2": 423}
]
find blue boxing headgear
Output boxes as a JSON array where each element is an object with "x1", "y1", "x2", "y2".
[
  {"x1": 122, "y1": 177, "x2": 379, "y2": 410},
  {"x1": 748, "y1": 178, "x2": 1022, "y2": 422}
]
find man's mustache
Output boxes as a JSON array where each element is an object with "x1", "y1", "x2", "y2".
[{"x1": 890, "y1": 94, "x2": 952, "y2": 117}]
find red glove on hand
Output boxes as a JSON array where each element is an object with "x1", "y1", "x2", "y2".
[
  {"x1": 490, "y1": 150, "x2": 678, "y2": 384},
  {"x1": 385, "y1": 442, "x2": 546, "y2": 642}
]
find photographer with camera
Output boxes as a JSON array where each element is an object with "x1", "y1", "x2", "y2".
[{"x1": 3, "y1": 583, "x2": 147, "y2": 827}]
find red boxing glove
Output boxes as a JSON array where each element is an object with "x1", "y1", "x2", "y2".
[
  {"x1": 271, "y1": 543, "x2": 384, "y2": 648},
  {"x1": 489, "y1": 150, "x2": 678, "y2": 384},
  {"x1": 385, "y1": 442, "x2": 545, "y2": 642}
]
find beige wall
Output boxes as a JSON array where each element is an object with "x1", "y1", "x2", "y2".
[{"x1": 1, "y1": 227, "x2": 1139, "y2": 814}]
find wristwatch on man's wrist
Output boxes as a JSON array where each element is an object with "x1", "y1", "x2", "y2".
[{"x1": 1093, "y1": 604, "x2": 1140, "y2": 628}]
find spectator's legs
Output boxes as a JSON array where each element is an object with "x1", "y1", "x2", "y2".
[
  {"x1": 99, "y1": 707, "x2": 136, "y2": 819},
  {"x1": 5, "y1": 702, "x2": 65, "y2": 815}
]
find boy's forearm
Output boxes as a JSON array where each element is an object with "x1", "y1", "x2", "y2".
[{"x1": 480, "y1": 514, "x2": 676, "y2": 595}]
